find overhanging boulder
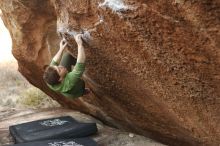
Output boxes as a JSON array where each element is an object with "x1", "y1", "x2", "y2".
[{"x1": 0, "y1": 0, "x2": 219, "y2": 145}]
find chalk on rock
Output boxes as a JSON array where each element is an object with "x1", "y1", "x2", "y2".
[
  {"x1": 99, "y1": 0, "x2": 130, "y2": 12},
  {"x1": 81, "y1": 31, "x2": 92, "y2": 43}
]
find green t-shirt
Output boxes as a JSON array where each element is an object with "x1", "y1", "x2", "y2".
[{"x1": 47, "y1": 60, "x2": 85, "y2": 99}]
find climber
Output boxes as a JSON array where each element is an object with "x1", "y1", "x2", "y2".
[{"x1": 43, "y1": 34, "x2": 90, "y2": 99}]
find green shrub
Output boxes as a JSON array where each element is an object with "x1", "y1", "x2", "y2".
[{"x1": 17, "y1": 87, "x2": 60, "y2": 108}]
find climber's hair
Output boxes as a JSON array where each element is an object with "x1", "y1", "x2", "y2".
[{"x1": 43, "y1": 65, "x2": 60, "y2": 85}]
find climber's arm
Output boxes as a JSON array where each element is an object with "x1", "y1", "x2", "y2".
[
  {"x1": 75, "y1": 34, "x2": 86, "y2": 63},
  {"x1": 65, "y1": 34, "x2": 86, "y2": 88},
  {"x1": 51, "y1": 39, "x2": 67, "y2": 65}
]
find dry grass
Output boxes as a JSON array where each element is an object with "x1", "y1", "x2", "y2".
[
  {"x1": 17, "y1": 87, "x2": 60, "y2": 108},
  {"x1": 0, "y1": 60, "x2": 60, "y2": 109}
]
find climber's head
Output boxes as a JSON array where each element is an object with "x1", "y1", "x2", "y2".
[{"x1": 43, "y1": 65, "x2": 68, "y2": 85}]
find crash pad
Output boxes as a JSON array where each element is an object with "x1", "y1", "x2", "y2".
[
  {"x1": 9, "y1": 116, "x2": 97, "y2": 143},
  {"x1": 7, "y1": 137, "x2": 98, "y2": 146}
]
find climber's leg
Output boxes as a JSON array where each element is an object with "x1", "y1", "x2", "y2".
[{"x1": 60, "y1": 52, "x2": 77, "y2": 72}]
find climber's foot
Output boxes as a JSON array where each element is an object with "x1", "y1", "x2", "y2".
[{"x1": 84, "y1": 88, "x2": 91, "y2": 95}]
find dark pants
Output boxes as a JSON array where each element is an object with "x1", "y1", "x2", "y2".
[
  {"x1": 60, "y1": 52, "x2": 77, "y2": 72},
  {"x1": 60, "y1": 52, "x2": 86, "y2": 95}
]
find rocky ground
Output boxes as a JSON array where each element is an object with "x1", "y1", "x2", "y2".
[{"x1": 0, "y1": 108, "x2": 166, "y2": 146}]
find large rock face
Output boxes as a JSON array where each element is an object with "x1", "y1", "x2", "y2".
[{"x1": 0, "y1": 0, "x2": 219, "y2": 145}]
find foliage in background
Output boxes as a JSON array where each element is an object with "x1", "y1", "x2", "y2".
[
  {"x1": 0, "y1": 61, "x2": 60, "y2": 109},
  {"x1": 17, "y1": 87, "x2": 60, "y2": 108}
]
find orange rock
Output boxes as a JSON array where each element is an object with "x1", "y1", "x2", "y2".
[{"x1": 0, "y1": 0, "x2": 219, "y2": 145}]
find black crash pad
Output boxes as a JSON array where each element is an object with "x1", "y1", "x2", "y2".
[
  {"x1": 9, "y1": 116, "x2": 98, "y2": 143},
  {"x1": 7, "y1": 138, "x2": 98, "y2": 146}
]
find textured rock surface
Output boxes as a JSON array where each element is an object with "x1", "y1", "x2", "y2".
[{"x1": 0, "y1": 0, "x2": 219, "y2": 145}]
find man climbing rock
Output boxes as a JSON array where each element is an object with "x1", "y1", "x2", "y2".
[{"x1": 43, "y1": 34, "x2": 90, "y2": 99}]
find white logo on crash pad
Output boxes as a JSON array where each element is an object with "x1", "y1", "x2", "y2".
[
  {"x1": 48, "y1": 141, "x2": 83, "y2": 146},
  {"x1": 40, "y1": 119, "x2": 69, "y2": 127}
]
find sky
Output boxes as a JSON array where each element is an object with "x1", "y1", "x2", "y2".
[{"x1": 0, "y1": 16, "x2": 14, "y2": 62}]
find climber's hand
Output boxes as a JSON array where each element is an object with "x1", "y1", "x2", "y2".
[
  {"x1": 74, "y1": 34, "x2": 83, "y2": 47},
  {"x1": 60, "y1": 39, "x2": 67, "y2": 50}
]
